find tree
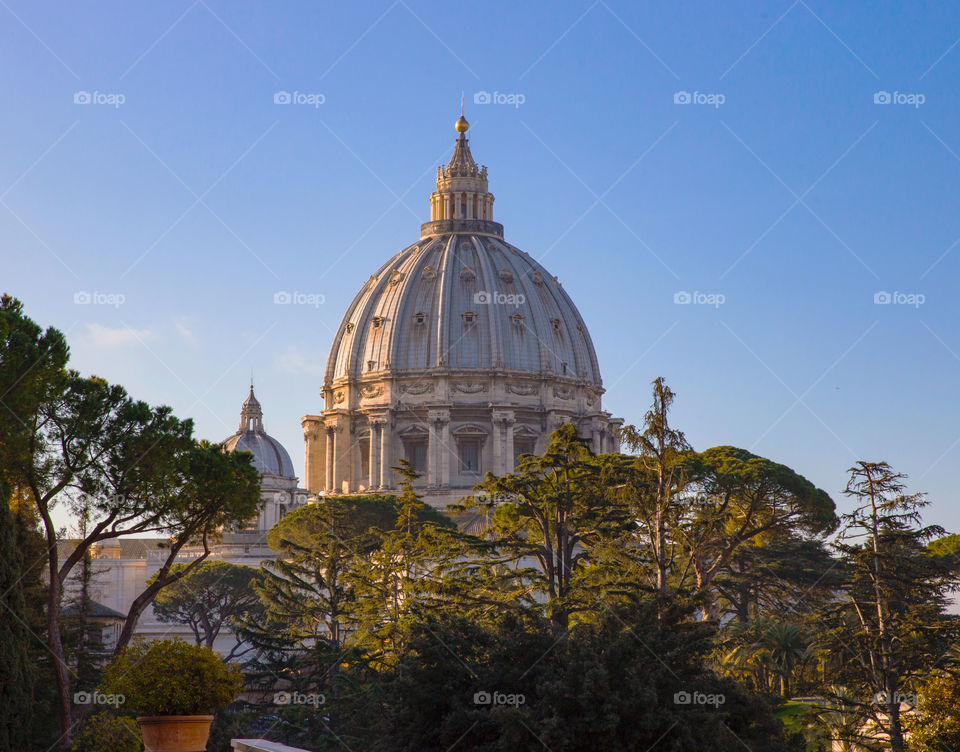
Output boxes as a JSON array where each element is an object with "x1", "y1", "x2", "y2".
[
  {"x1": 0, "y1": 479, "x2": 35, "y2": 751},
  {"x1": 151, "y1": 560, "x2": 262, "y2": 660},
  {"x1": 713, "y1": 535, "x2": 842, "y2": 624},
  {"x1": 0, "y1": 294, "x2": 67, "y2": 750},
  {"x1": 906, "y1": 673, "x2": 960, "y2": 751},
  {"x1": 0, "y1": 297, "x2": 262, "y2": 747},
  {"x1": 382, "y1": 597, "x2": 802, "y2": 752},
  {"x1": 617, "y1": 377, "x2": 692, "y2": 595},
  {"x1": 821, "y1": 461, "x2": 960, "y2": 752},
  {"x1": 467, "y1": 424, "x2": 629, "y2": 632},
  {"x1": 678, "y1": 446, "x2": 837, "y2": 618}
]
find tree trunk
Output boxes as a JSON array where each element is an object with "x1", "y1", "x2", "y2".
[
  {"x1": 887, "y1": 698, "x2": 904, "y2": 752},
  {"x1": 44, "y1": 533, "x2": 72, "y2": 749}
]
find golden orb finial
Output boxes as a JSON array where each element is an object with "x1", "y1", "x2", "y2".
[{"x1": 455, "y1": 114, "x2": 469, "y2": 134}]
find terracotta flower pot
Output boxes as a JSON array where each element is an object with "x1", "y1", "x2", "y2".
[{"x1": 136, "y1": 715, "x2": 214, "y2": 752}]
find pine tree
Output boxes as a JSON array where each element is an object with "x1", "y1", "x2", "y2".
[{"x1": 823, "y1": 461, "x2": 960, "y2": 752}]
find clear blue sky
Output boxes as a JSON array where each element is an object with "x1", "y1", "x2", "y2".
[{"x1": 4, "y1": 1, "x2": 960, "y2": 531}]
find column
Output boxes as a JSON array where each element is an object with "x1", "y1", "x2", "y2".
[
  {"x1": 368, "y1": 423, "x2": 381, "y2": 490},
  {"x1": 440, "y1": 417, "x2": 451, "y2": 488},
  {"x1": 331, "y1": 426, "x2": 342, "y2": 493},
  {"x1": 505, "y1": 418, "x2": 515, "y2": 473},
  {"x1": 301, "y1": 417, "x2": 324, "y2": 495},
  {"x1": 379, "y1": 419, "x2": 391, "y2": 489},
  {"x1": 325, "y1": 428, "x2": 334, "y2": 491},
  {"x1": 491, "y1": 418, "x2": 503, "y2": 476},
  {"x1": 427, "y1": 409, "x2": 450, "y2": 489}
]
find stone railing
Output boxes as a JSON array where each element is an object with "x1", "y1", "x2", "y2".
[{"x1": 231, "y1": 740, "x2": 315, "y2": 752}]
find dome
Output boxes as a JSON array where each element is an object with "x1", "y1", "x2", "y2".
[
  {"x1": 325, "y1": 235, "x2": 602, "y2": 383},
  {"x1": 302, "y1": 117, "x2": 621, "y2": 506},
  {"x1": 222, "y1": 386, "x2": 296, "y2": 478}
]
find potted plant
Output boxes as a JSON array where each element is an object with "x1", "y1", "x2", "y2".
[{"x1": 100, "y1": 637, "x2": 244, "y2": 752}]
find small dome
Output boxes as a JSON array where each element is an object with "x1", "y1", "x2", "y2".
[{"x1": 222, "y1": 387, "x2": 296, "y2": 478}]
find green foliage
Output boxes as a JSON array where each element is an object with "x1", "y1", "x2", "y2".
[
  {"x1": 100, "y1": 638, "x2": 242, "y2": 715},
  {"x1": 70, "y1": 713, "x2": 141, "y2": 752},
  {"x1": 820, "y1": 461, "x2": 960, "y2": 752},
  {"x1": 381, "y1": 599, "x2": 801, "y2": 752},
  {"x1": 151, "y1": 559, "x2": 262, "y2": 657},
  {"x1": 0, "y1": 482, "x2": 35, "y2": 751},
  {"x1": 907, "y1": 674, "x2": 960, "y2": 751}
]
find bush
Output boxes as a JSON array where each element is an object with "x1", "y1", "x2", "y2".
[
  {"x1": 100, "y1": 637, "x2": 243, "y2": 716},
  {"x1": 71, "y1": 713, "x2": 141, "y2": 752}
]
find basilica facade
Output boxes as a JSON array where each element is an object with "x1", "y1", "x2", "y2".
[{"x1": 302, "y1": 116, "x2": 622, "y2": 508}]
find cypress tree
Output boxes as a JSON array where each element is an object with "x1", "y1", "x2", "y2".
[{"x1": 0, "y1": 478, "x2": 35, "y2": 751}]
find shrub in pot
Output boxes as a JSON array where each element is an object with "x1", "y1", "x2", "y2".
[{"x1": 100, "y1": 638, "x2": 243, "y2": 752}]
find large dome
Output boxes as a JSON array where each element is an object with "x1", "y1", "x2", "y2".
[
  {"x1": 301, "y1": 116, "x2": 621, "y2": 506},
  {"x1": 325, "y1": 234, "x2": 602, "y2": 384},
  {"x1": 222, "y1": 386, "x2": 296, "y2": 478}
]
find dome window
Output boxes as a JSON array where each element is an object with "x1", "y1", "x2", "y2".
[
  {"x1": 459, "y1": 266, "x2": 476, "y2": 282},
  {"x1": 422, "y1": 266, "x2": 437, "y2": 280},
  {"x1": 390, "y1": 270, "x2": 405, "y2": 286},
  {"x1": 510, "y1": 312, "x2": 524, "y2": 326},
  {"x1": 372, "y1": 315, "x2": 384, "y2": 328},
  {"x1": 414, "y1": 312, "x2": 427, "y2": 325},
  {"x1": 462, "y1": 311, "x2": 478, "y2": 325},
  {"x1": 345, "y1": 322, "x2": 355, "y2": 333},
  {"x1": 498, "y1": 268, "x2": 513, "y2": 283},
  {"x1": 551, "y1": 318, "x2": 562, "y2": 332},
  {"x1": 531, "y1": 271, "x2": 543, "y2": 286}
]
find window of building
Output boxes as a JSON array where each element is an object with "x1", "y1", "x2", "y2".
[
  {"x1": 514, "y1": 439, "x2": 536, "y2": 465},
  {"x1": 460, "y1": 440, "x2": 481, "y2": 473},
  {"x1": 405, "y1": 441, "x2": 427, "y2": 475},
  {"x1": 360, "y1": 438, "x2": 370, "y2": 479}
]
